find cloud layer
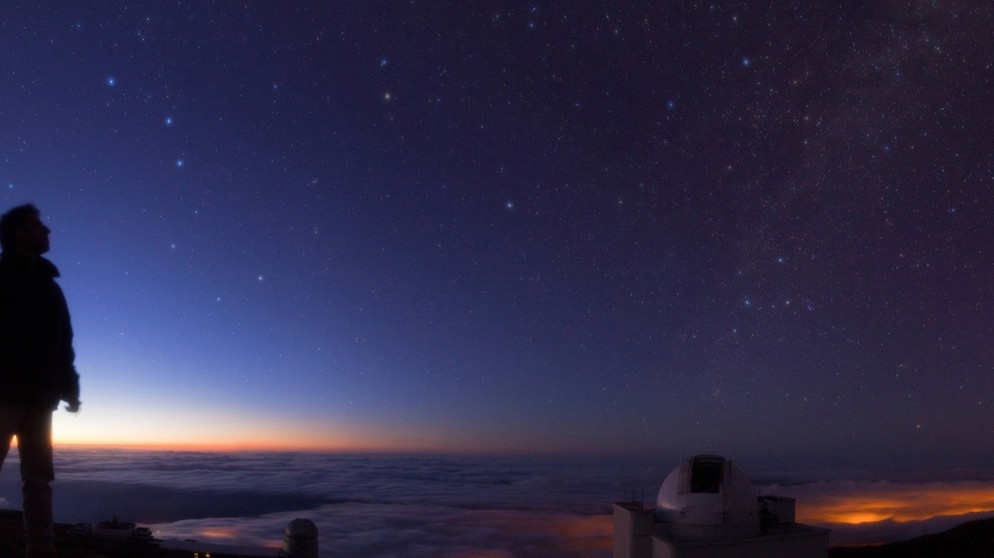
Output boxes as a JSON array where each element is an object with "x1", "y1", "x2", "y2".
[{"x1": 2, "y1": 450, "x2": 993, "y2": 555}]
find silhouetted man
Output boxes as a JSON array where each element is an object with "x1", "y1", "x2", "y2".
[{"x1": 0, "y1": 204, "x2": 81, "y2": 558}]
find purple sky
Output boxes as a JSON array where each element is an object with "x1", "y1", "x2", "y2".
[{"x1": 1, "y1": 2, "x2": 992, "y2": 462}]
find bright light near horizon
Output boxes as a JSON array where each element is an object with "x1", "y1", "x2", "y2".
[{"x1": 771, "y1": 481, "x2": 994, "y2": 525}]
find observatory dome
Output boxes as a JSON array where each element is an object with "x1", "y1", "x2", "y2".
[
  {"x1": 282, "y1": 518, "x2": 319, "y2": 558},
  {"x1": 655, "y1": 455, "x2": 759, "y2": 541},
  {"x1": 286, "y1": 518, "x2": 318, "y2": 540}
]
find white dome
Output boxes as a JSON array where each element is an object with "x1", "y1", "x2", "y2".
[{"x1": 655, "y1": 455, "x2": 759, "y2": 541}]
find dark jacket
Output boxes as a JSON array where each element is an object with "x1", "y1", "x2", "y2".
[{"x1": 0, "y1": 252, "x2": 80, "y2": 408}]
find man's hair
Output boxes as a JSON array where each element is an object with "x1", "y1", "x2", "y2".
[{"x1": 0, "y1": 203, "x2": 41, "y2": 252}]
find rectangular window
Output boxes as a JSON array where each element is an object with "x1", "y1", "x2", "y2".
[{"x1": 690, "y1": 457, "x2": 722, "y2": 493}]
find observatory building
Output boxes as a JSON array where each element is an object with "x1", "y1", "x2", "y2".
[{"x1": 614, "y1": 455, "x2": 829, "y2": 558}]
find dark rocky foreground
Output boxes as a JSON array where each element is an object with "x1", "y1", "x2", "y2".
[
  {"x1": 3, "y1": 507, "x2": 994, "y2": 558},
  {"x1": 829, "y1": 517, "x2": 994, "y2": 558},
  {"x1": 0, "y1": 510, "x2": 259, "y2": 558}
]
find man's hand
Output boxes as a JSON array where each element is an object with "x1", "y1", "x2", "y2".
[{"x1": 65, "y1": 400, "x2": 81, "y2": 413}]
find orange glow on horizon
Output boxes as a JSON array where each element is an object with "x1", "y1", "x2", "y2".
[
  {"x1": 196, "y1": 528, "x2": 240, "y2": 539},
  {"x1": 54, "y1": 439, "x2": 425, "y2": 454},
  {"x1": 454, "y1": 511, "x2": 612, "y2": 557},
  {"x1": 51, "y1": 425, "x2": 586, "y2": 455},
  {"x1": 786, "y1": 482, "x2": 994, "y2": 525},
  {"x1": 549, "y1": 514, "x2": 613, "y2": 552},
  {"x1": 52, "y1": 418, "x2": 476, "y2": 454},
  {"x1": 52, "y1": 434, "x2": 537, "y2": 455}
]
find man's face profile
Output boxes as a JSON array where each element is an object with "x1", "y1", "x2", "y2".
[{"x1": 15, "y1": 213, "x2": 51, "y2": 256}]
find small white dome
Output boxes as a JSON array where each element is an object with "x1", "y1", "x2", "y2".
[
  {"x1": 285, "y1": 518, "x2": 318, "y2": 540},
  {"x1": 283, "y1": 518, "x2": 319, "y2": 558},
  {"x1": 655, "y1": 455, "x2": 759, "y2": 541}
]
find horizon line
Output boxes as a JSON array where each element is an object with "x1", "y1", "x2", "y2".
[{"x1": 47, "y1": 441, "x2": 597, "y2": 456}]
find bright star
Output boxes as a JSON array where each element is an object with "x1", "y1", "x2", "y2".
[
  {"x1": 106, "y1": 77, "x2": 116, "y2": 87},
  {"x1": 165, "y1": 116, "x2": 173, "y2": 126}
]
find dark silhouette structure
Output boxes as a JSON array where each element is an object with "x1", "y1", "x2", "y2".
[{"x1": 0, "y1": 204, "x2": 81, "y2": 558}]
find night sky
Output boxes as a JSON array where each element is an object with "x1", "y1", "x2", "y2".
[{"x1": 3, "y1": 3, "x2": 992, "y2": 464}]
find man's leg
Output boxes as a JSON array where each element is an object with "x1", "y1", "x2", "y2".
[{"x1": 16, "y1": 407, "x2": 55, "y2": 557}]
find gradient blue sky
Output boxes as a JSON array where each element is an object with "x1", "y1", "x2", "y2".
[{"x1": 2, "y1": 3, "x2": 992, "y2": 461}]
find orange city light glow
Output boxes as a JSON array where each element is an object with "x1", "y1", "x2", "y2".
[
  {"x1": 457, "y1": 511, "x2": 613, "y2": 556},
  {"x1": 791, "y1": 482, "x2": 994, "y2": 525}
]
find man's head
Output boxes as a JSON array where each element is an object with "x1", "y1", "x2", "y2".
[{"x1": 0, "y1": 204, "x2": 51, "y2": 256}]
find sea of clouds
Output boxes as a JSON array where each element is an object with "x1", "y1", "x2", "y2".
[
  {"x1": 0, "y1": 449, "x2": 993, "y2": 557},
  {"x1": 2, "y1": 450, "x2": 647, "y2": 557}
]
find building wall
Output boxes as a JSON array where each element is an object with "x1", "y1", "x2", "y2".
[
  {"x1": 612, "y1": 502, "x2": 654, "y2": 558},
  {"x1": 652, "y1": 529, "x2": 829, "y2": 558},
  {"x1": 614, "y1": 500, "x2": 829, "y2": 558}
]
